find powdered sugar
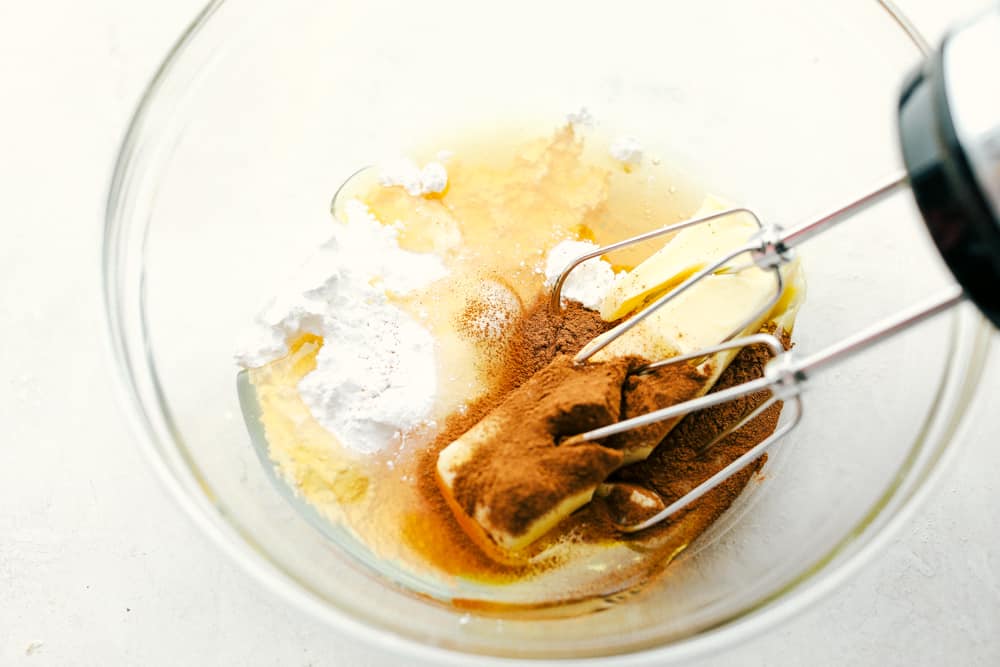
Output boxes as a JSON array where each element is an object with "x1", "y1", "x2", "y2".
[
  {"x1": 610, "y1": 136, "x2": 643, "y2": 165},
  {"x1": 297, "y1": 301, "x2": 437, "y2": 451},
  {"x1": 566, "y1": 106, "x2": 594, "y2": 127},
  {"x1": 235, "y1": 199, "x2": 447, "y2": 452},
  {"x1": 460, "y1": 279, "x2": 522, "y2": 342},
  {"x1": 378, "y1": 157, "x2": 449, "y2": 196},
  {"x1": 543, "y1": 240, "x2": 618, "y2": 311}
]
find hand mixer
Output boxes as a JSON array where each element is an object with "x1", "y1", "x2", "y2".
[{"x1": 553, "y1": 5, "x2": 1000, "y2": 532}]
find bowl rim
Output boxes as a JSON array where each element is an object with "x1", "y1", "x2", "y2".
[{"x1": 102, "y1": 1, "x2": 994, "y2": 663}]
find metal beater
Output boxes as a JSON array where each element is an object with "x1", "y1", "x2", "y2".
[{"x1": 554, "y1": 5, "x2": 1000, "y2": 532}]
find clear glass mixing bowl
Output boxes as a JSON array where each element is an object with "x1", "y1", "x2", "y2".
[{"x1": 104, "y1": 0, "x2": 992, "y2": 662}]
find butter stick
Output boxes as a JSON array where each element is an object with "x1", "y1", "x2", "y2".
[{"x1": 436, "y1": 357, "x2": 630, "y2": 558}]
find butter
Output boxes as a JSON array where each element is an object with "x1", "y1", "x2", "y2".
[
  {"x1": 600, "y1": 194, "x2": 760, "y2": 321},
  {"x1": 592, "y1": 263, "x2": 800, "y2": 362},
  {"x1": 598, "y1": 260, "x2": 803, "y2": 463},
  {"x1": 435, "y1": 357, "x2": 630, "y2": 559}
]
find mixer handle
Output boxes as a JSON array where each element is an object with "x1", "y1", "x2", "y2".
[{"x1": 899, "y1": 3, "x2": 1000, "y2": 328}]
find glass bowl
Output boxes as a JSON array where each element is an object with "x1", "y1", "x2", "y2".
[{"x1": 104, "y1": 0, "x2": 992, "y2": 662}]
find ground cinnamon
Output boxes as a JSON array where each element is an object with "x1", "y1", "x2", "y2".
[
  {"x1": 609, "y1": 364, "x2": 712, "y2": 461},
  {"x1": 590, "y1": 333, "x2": 788, "y2": 540},
  {"x1": 613, "y1": 334, "x2": 787, "y2": 506},
  {"x1": 442, "y1": 356, "x2": 630, "y2": 550},
  {"x1": 439, "y1": 355, "x2": 712, "y2": 553},
  {"x1": 409, "y1": 298, "x2": 621, "y2": 576},
  {"x1": 407, "y1": 294, "x2": 789, "y2": 583},
  {"x1": 500, "y1": 300, "x2": 618, "y2": 388}
]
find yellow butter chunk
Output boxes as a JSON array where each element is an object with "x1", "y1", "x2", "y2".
[
  {"x1": 593, "y1": 261, "x2": 802, "y2": 363},
  {"x1": 600, "y1": 194, "x2": 761, "y2": 320},
  {"x1": 590, "y1": 260, "x2": 804, "y2": 465}
]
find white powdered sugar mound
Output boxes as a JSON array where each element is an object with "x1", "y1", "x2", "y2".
[
  {"x1": 235, "y1": 199, "x2": 447, "y2": 452},
  {"x1": 297, "y1": 301, "x2": 437, "y2": 451},
  {"x1": 543, "y1": 240, "x2": 618, "y2": 311},
  {"x1": 609, "y1": 136, "x2": 643, "y2": 165},
  {"x1": 378, "y1": 157, "x2": 449, "y2": 196},
  {"x1": 565, "y1": 106, "x2": 595, "y2": 127}
]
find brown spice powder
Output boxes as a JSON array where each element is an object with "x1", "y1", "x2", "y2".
[
  {"x1": 408, "y1": 298, "x2": 620, "y2": 577},
  {"x1": 614, "y1": 333, "x2": 788, "y2": 505},
  {"x1": 447, "y1": 356, "x2": 629, "y2": 539},
  {"x1": 442, "y1": 352, "x2": 712, "y2": 548},
  {"x1": 407, "y1": 295, "x2": 788, "y2": 584},
  {"x1": 586, "y1": 333, "x2": 789, "y2": 542},
  {"x1": 608, "y1": 364, "x2": 712, "y2": 458},
  {"x1": 500, "y1": 299, "x2": 619, "y2": 389}
]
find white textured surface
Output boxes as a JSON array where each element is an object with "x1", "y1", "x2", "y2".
[{"x1": 1, "y1": 1, "x2": 998, "y2": 665}]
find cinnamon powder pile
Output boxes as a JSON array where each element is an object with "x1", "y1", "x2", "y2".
[
  {"x1": 612, "y1": 335, "x2": 787, "y2": 508},
  {"x1": 407, "y1": 295, "x2": 788, "y2": 581},
  {"x1": 442, "y1": 352, "x2": 710, "y2": 551},
  {"x1": 447, "y1": 355, "x2": 630, "y2": 542},
  {"x1": 584, "y1": 334, "x2": 787, "y2": 545}
]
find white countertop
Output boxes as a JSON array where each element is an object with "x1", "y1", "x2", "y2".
[{"x1": 2, "y1": 1, "x2": 998, "y2": 664}]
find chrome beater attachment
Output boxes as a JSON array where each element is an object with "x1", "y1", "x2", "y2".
[
  {"x1": 553, "y1": 4, "x2": 1000, "y2": 532},
  {"x1": 552, "y1": 171, "x2": 908, "y2": 364},
  {"x1": 561, "y1": 284, "x2": 963, "y2": 532}
]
